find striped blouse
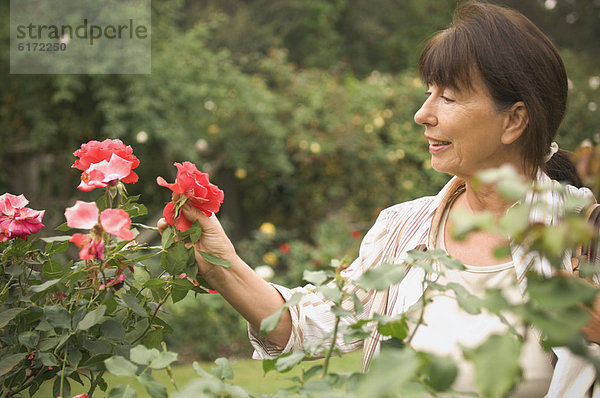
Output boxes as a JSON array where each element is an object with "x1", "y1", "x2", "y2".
[{"x1": 249, "y1": 173, "x2": 598, "y2": 397}]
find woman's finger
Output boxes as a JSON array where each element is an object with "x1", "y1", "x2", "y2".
[{"x1": 157, "y1": 218, "x2": 169, "y2": 235}]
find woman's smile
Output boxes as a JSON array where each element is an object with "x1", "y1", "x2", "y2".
[{"x1": 426, "y1": 135, "x2": 452, "y2": 153}]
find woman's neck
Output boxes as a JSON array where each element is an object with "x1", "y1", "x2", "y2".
[{"x1": 460, "y1": 180, "x2": 516, "y2": 218}]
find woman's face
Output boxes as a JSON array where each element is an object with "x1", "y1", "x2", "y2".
[{"x1": 413, "y1": 72, "x2": 522, "y2": 179}]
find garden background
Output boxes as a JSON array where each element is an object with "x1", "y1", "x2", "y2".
[{"x1": 2, "y1": 0, "x2": 600, "y2": 379}]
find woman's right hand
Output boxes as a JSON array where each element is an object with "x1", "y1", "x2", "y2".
[
  {"x1": 157, "y1": 199, "x2": 291, "y2": 345},
  {"x1": 157, "y1": 201, "x2": 238, "y2": 279}
]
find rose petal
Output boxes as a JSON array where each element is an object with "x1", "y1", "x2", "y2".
[
  {"x1": 157, "y1": 176, "x2": 185, "y2": 195},
  {"x1": 100, "y1": 209, "x2": 134, "y2": 240},
  {"x1": 163, "y1": 201, "x2": 175, "y2": 226},
  {"x1": 65, "y1": 201, "x2": 99, "y2": 230},
  {"x1": 174, "y1": 213, "x2": 193, "y2": 232}
]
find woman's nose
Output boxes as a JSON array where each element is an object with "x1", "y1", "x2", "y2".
[{"x1": 414, "y1": 99, "x2": 437, "y2": 127}]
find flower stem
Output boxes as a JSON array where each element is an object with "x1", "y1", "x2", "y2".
[
  {"x1": 162, "y1": 341, "x2": 179, "y2": 391},
  {"x1": 59, "y1": 349, "x2": 68, "y2": 397},
  {"x1": 407, "y1": 278, "x2": 428, "y2": 346},
  {"x1": 132, "y1": 288, "x2": 171, "y2": 344},
  {"x1": 322, "y1": 315, "x2": 341, "y2": 377}
]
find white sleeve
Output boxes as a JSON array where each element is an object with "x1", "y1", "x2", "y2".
[{"x1": 248, "y1": 209, "x2": 394, "y2": 359}]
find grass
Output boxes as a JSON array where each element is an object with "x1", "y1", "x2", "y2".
[{"x1": 32, "y1": 351, "x2": 363, "y2": 397}]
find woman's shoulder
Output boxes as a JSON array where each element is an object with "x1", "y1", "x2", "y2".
[{"x1": 375, "y1": 195, "x2": 439, "y2": 229}]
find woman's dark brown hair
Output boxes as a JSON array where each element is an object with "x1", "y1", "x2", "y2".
[{"x1": 418, "y1": 0, "x2": 582, "y2": 186}]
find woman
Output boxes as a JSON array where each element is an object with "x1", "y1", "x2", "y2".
[{"x1": 159, "y1": 1, "x2": 598, "y2": 396}]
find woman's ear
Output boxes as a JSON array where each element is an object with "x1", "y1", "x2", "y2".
[{"x1": 501, "y1": 101, "x2": 529, "y2": 145}]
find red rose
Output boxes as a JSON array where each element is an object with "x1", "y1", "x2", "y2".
[
  {"x1": 72, "y1": 139, "x2": 140, "y2": 184},
  {"x1": 279, "y1": 243, "x2": 291, "y2": 254},
  {"x1": 157, "y1": 162, "x2": 224, "y2": 231}
]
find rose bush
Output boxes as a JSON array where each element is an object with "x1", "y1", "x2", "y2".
[{"x1": 0, "y1": 139, "x2": 221, "y2": 398}]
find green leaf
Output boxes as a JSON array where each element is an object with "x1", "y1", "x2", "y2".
[
  {"x1": 67, "y1": 344, "x2": 83, "y2": 368},
  {"x1": 351, "y1": 293, "x2": 364, "y2": 314},
  {"x1": 192, "y1": 361, "x2": 213, "y2": 378},
  {"x1": 377, "y1": 318, "x2": 409, "y2": 340},
  {"x1": 42, "y1": 259, "x2": 67, "y2": 278},
  {"x1": 143, "y1": 278, "x2": 167, "y2": 289},
  {"x1": 0, "y1": 353, "x2": 26, "y2": 377},
  {"x1": 53, "y1": 376, "x2": 71, "y2": 398},
  {"x1": 356, "y1": 262, "x2": 409, "y2": 291},
  {"x1": 4, "y1": 263, "x2": 24, "y2": 277},
  {"x1": 161, "y1": 226, "x2": 174, "y2": 250},
  {"x1": 130, "y1": 345, "x2": 160, "y2": 365},
  {"x1": 330, "y1": 306, "x2": 354, "y2": 317},
  {"x1": 171, "y1": 278, "x2": 195, "y2": 303},
  {"x1": 302, "y1": 364, "x2": 324, "y2": 381},
  {"x1": 419, "y1": 353, "x2": 457, "y2": 392},
  {"x1": 527, "y1": 274, "x2": 598, "y2": 310},
  {"x1": 18, "y1": 331, "x2": 40, "y2": 348},
  {"x1": 185, "y1": 221, "x2": 203, "y2": 243},
  {"x1": 436, "y1": 255, "x2": 465, "y2": 270},
  {"x1": 275, "y1": 351, "x2": 305, "y2": 373},
  {"x1": 138, "y1": 373, "x2": 168, "y2": 398},
  {"x1": 55, "y1": 222, "x2": 71, "y2": 232},
  {"x1": 446, "y1": 283, "x2": 482, "y2": 315},
  {"x1": 199, "y1": 251, "x2": 232, "y2": 268},
  {"x1": 77, "y1": 305, "x2": 106, "y2": 330},
  {"x1": 83, "y1": 338, "x2": 112, "y2": 355},
  {"x1": 44, "y1": 304, "x2": 71, "y2": 329},
  {"x1": 105, "y1": 355, "x2": 139, "y2": 377},
  {"x1": 212, "y1": 357, "x2": 234, "y2": 380},
  {"x1": 0, "y1": 307, "x2": 25, "y2": 328},
  {"x1": 123, "y1": 250, "x2": 162, "y2": 264},
  {"x1": 79, "y1": 353, "x2": 112, "y2": 369},
  {"x1": 259, "y1": 293, "x2": 304, "y2": 337},
  {"x1": 121, "y1": 293, "x2": 148, "y2": 317},
  {"x1": 149, "y1": 351, "x2": 178, "y2": 369},
  {"x1": 318, "y1": 285, "x2": 341, "y2": 302},
  {"x1": 463, "y1": 334, "x2": 522, "y2": 398},
  {"x1": 262, "y1": 358, "x2": 276, "y2": 375},
  {"x1": 101, "y1": 319, "x2": 126, "y2": 341},
  {"x1": 38, "y1": 352, "x2": 58, "y2": 367},
  {"x1": 303, "y1": 270, "x2": 329, "y2": 286},
  {"x1": 30, "y1": 278, "x2": 60, "y2": 293},
  {"x1": 356, "y1": 348, "x2": 420, "y2": 397},
  {"x1": 161, "y1": 242, "x2": 194, "y2": 275},
  {"x1": 41, "y1": 235, "x2": 73, "y2": 243},
  {"x1": 124, "y1": 203, "x2": 148, "y2": 218},
  {"x1": 143, "y1": 329, "x2": 164, "y2": 349},
  {"x1": 108, "y1": 384, "x2": 138, "y2": 398}
]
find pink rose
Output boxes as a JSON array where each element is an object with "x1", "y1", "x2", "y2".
[
  {"x1": 157, "y1": 162, "x2": 224, "y2": 231},
  {"x1": 65, "y1": 201, "x2": 134, "y2": 260},
  {"x1": 0, "y1": 193, "x2": 45, "y2": 241},
  {"x1": 77, "y1": 153, "x2": 136, "y2": 191},
  {"x1": 72, "y1": 139, "x2": 140, "y2": 185},
  {"x1": 99, "y1": 273, "x2": 125, "y2": 291}
]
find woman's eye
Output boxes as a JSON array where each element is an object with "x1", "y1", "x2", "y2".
[{"x1": 441, "y1": 95, "x2": 455, "y2": 103}]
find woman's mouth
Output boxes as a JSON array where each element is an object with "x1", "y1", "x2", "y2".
[{"x1": 428, "y1": 139, "x2": 451, "y2": 153}]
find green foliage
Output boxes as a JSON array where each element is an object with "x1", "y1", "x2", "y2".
[
  {"x1": 162, "y1": 293, "x2": 253, "y2": 362},
  {"x1": 0, "y1": 146, "x2": 225, "y2": 396}
]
